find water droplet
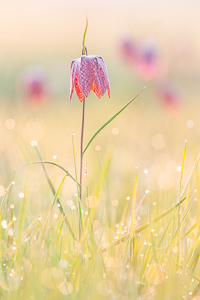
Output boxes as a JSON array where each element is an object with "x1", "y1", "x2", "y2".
[
  {"x1": 126, "y1": 196, "x2": 130, "y2": 201},
  {"x1": 8, "y1": 229, "x2": 14, "y2": 236},
  {"x1": 177, "y1": 166, "x2": 181, "y2": 172},
  {"x1": 1, "y1": 220, "x2": 7, "y2": 229},
  {"x1": 10, "y1": 204, "x2": 15, "y2": 209},
  {"x1": 144, "y1": 169, "x2": 149, "y2": 174},
  {"x1": 72, "y1": 132, "x2": 75, "y2": 136},
  {"x1": 53, "y1": 213, "x2": 58, "y2": 219},
  {"x1": 52, "y1": 155, "x2": 57, "y2": 159},
  {"x1": 145, "y1": 189, "x2": 150, "y2": 194},
  {"x1": 18, "y1": 192, "x2": 24, "y2": 199},
  {"x1": 30, "y1": 140, "x2": 37, "y2": 147}
]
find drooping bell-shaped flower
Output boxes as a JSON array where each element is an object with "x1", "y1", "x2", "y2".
[{"x1": 69, "y1": 55, "x2": 110, "y2": 101}]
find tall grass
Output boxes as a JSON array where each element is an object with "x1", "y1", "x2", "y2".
[{"x1": 0, "y1": 92, "x2": 200, "y2": 299}]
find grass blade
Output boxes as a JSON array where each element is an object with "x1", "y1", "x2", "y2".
[
  {"x1": 83, "y1": 86, "x2": 146, "y2": 154},
  {"x1": 51, "y1": 174, "x2": 67, "y2": 208}
]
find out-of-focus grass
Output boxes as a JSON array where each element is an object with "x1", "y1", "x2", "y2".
[{"x1": 1, "y1": 82, "x2": 200, "y2": 299}]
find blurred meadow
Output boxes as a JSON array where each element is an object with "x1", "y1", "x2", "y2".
[{"x1": 1, "y1": 0, "x2": 200, "y2": 299}]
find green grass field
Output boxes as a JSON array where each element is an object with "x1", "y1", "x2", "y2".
[{"x1": 0, "y1": 76, "x2": 200, "y2": 300}]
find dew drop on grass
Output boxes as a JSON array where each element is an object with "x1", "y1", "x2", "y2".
[
  {"x1": 72, "y1": 132, "x2": 75, "y2": 136},
  {"x1": 126, "y1": 196, "x2": 130, "y2": 201},
  {"x1": 152, "y1": 202, "x2": 156, "y2": 205},
  {"x1": 10, "y1": 204, "x2": 14, "y2": 209},
  {"x1": 71, "y1": 205, "x2": 76, "y2": 210},
  {"x1": 18, "y1": 192, "x2": 24, "y2": 199},
  {"x1": 1, "y1": 220, "x2": 7, "y2": 229},
  {"x1": 53, "y1": 213, "x2": 58, "y2": 219},
  {"x1": 177, "y1": 166, "x2": 182, "y2": 172},
  {"x1": 30, "y1": 140, "x2": 37, "y2": 147},
  {"x1": 12, "y1": 216, "x2": 17, "y2": 221},
  {"x1": 38, "y1": 216, "x2": 42, "y2": 221},
  {"x1": 52, "y1": 155, "x2": 57, "y2": 159},
  {"x1": 145, "y1": 189, "x2": 150, "y2": 194},
  {"x1": 8, "y1": 229, "x2": 14, "y2": 236},
  {"x1": 144, "y1": 169, "x2": 149, "y2": 174}
]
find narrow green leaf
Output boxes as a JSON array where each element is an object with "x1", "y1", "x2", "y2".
[
  {"x1": 51, "y1": 174, "x2": 67, "y2": 208},
  {"x1": 83, "y1": 87, "x2": 146, "y2": 154},
  {"x1": 22, "y1": 160, "x2": 80, "y2": 186}
]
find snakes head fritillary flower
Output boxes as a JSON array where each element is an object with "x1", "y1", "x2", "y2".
[{"x1": 69, "y1": 54, "x2": 110, "y2": 101}]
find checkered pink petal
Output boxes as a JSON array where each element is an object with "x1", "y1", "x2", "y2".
[{"x1": 69, "y1": 55, "x2": 110, "y2": 101}]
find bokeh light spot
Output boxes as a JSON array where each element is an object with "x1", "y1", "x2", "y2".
[
  {"x1": 59, "y1": 281, "x2": 73, "y2": 295},
  {"x1": 5, "y1": 119, "x2": 15, "y2": 130},
  {"x1": 112, "y1": 127, "x2": 119, "y2": 135},
  {"x1": 95, "y1": 145, "x2": 101, "y2": 152},
  {"x1": 186, "y1": 120, "x2": 194, "y2": 128},
  {"x1": 157, "y1": 172, "x2": 174, "y2": 190},
  {"x1": 86, "y1": 195, "x2": 99, "y2": 208},
  {"x1": 41, "y1": 268, "x2": 64, "y2": 289},
  {"x1": 151, "y1": 134, "x2": 166, "y2": 150},
  {"x1": 0, "y1": 185, "x2": 5, "y2": 197}
]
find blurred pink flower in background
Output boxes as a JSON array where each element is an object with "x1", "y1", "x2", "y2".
[
  {"x1": 118, "y1": 34, "x2": 183, "y2": 111},
  {"x1": 119, "y1": 37, "x2": 139, "y2": 67},
  {"x1": 154, "y1": 81, "x2": 183, "y2": 110},
  {"x1": 69, "y1": 55, "x2": 110, "y2": 101},
  {"x1": 21, "y1": 66, "x2": 49, "y2": 107},
  {"x1": 136, "y1": 41, "x2": 165, "y2": 81}
]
